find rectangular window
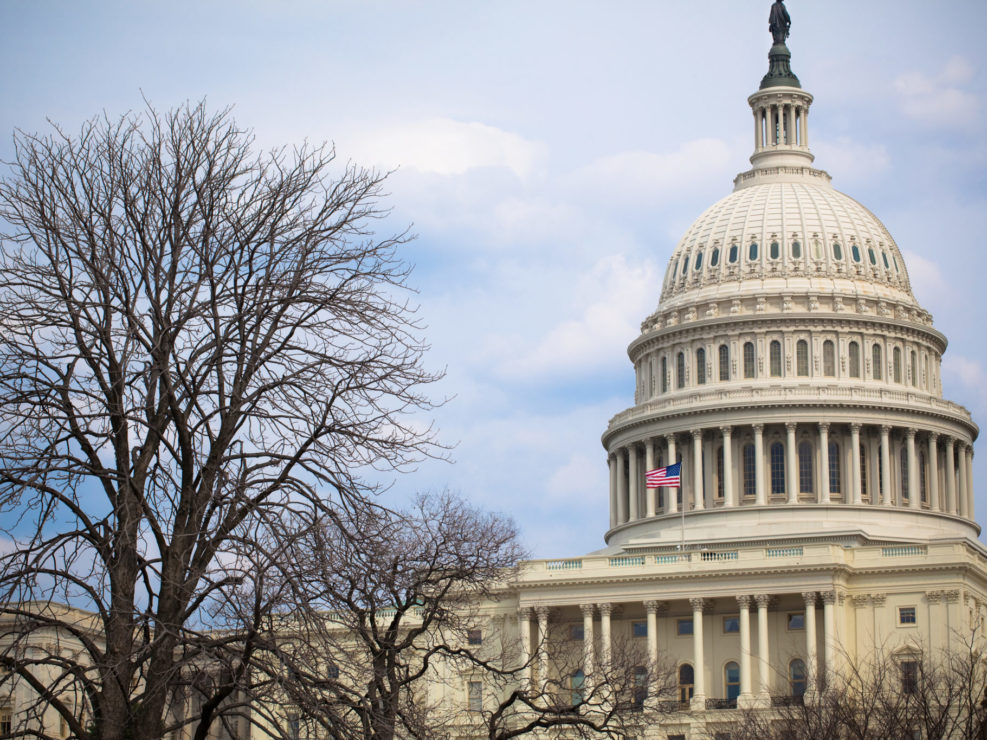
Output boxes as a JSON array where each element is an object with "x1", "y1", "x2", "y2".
[
  {"x1": 632, "y1": 621, "x2": 647, "y2": 638},
  {"x1": 287, "y1": 713, "x2": 300, "y2": 740},
  {"x1": 787, "y1": 612, "x2": 805, "y2": 630},
  {"x1": 723, "y1": 616, "x2": 740, "y2": 633},
  {"x1": 901, "y1": 661, "x2": 919, "y2": 694},
  {"x1": 467, "y1": 629, "x2": 483, "y2": 645},
  {"x1": 899, "y1": 606, "x2": 917, "y2": 625},
  {"x1": 677, "y1": 618, "x2": 693, "y2": 636},
  {"x1": 669, "y1": 735, "x2": 687, "y2": 740},
  {"x1": 0, "y1": 707, "x2": 10, "y2": 735},
  {"x1": 570, "y1": 623, "x2": 584, "y2": 641},
  {"x1": 468, "y1": 680, "x2": 483, "y2": 711}
]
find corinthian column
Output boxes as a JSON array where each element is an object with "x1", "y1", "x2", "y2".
[
  {"x1": 786, "y1": 422, "x2": 798, "y2": 504},
  {"x1": 519, "y1": 606, "x2": 533, "y2": 690},
  {"x1": 689, "y1": 597, "x2": 707, "y2": 709},
  {"x1": 928, "y1": 434, "x2": 940, "y2": 512},
  {"x1": 881, "y1": 426, "x2": 893, "y2": 506},
  {"x1": 692, "y1": 429, "x2": 705, "y2": 510},
  {"x1": 616, "y1": 448, "x2": 628, "y2": 524},
  {"x1": 737, "y1": 595, "x2": 753, "y2": 705},
  {"x1": 755, "y1": 594, "x2": 771, "y2": 701},
  {"x1": 721, "y1": 426, "x2": 735, "y2": 507},
  {"x1": 945, "y1": 437, "x2": 957, "y2": 514},
  {"x1": 666, "y1": 435, "x2": 678, "y2": 515},
  {"x1": 819, "y1": 423, "x2": 831, "y2": 504},
  {"x1": 906, "y1": 429, "x2": 919, "y2": 509},
  {"x1": 645, "y1": 438, "x2": 656, "y2": 518},
  {"x1": 850, "y1": 424, "x2": 862, "y2": 505},
  {"x1": 580, "y1": 604, "x2": 595, "y2": 685},
  {"x1": 753, "y1": 424, "x2": 766, "y2": 506},
  {"x1": 803, "y1": 592, "x2": 818, "y2": 690},
  {"x1": 965, "y1": 445, "x2": 975, "y2": 519},
  {"x1": 608, "y1": 454, "x2": 617, "y2": 528},
  {"x1": 536, "y1": 606, "x2": 550, "y2": 693}
]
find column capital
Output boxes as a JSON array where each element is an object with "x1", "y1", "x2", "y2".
[
  {"x1": 691, "y1": 428, "x2": 703, "y2": 440},
  {"x1": 785, "y1": 421, "x2": 797, "y2": 432},
  {"x1": 928, "y1": 431, "x2": 939, "y2": 443},
  {"x1": 849, "y1": 422, "x2": 862, "y2": 433},
  {"x1": 945, "y1": 436, "x2": 956, "y2": 449},
  {"x1": 752, "y1": 423, "x2": 764, "y2": 434},
  {"x1": 820, "y1": 590, "x2": 836, "y2": 605},
  {"x1": 817, "y1": 422, "x2": 830, "y2": 433},
  {"x1": 736, "y1": 594, "x2": 752, "y2": 609},
  {"x1": 644, "y1": 600, "x2": 666, "y2": 615},
  {"x1": 596, "y1": 603, "x2": 613, "y2": 617},
  {"x1": 905, "y1": 428, "x2": 917, "y2": 440},
  {"x1": 535, "y1": 605, "x2": 551, "y2": 619},
  {"x1": 519, "y1": 606, "x2": 533, "y2": 620},
  {"x1": 689, "y1": 597, "x2": 710, "y2": 612},
  {"x1": 754, "y1": 593, "x2": 772, "y2": 608},
  {"x1": 665, "y1": 433, "x2": 677, "y2": 446},
  {"x1": 880, "y1": 424, "x2": 892, "y2": 435},
  {"x1": 720, "y1": 425, "x2": 733, "y2": 436},
  {"x1": 579, "y1": 603, "x2": 596, "y2": 617},
  {"x1": 802, "y1": 591, "x2": 818, "y2": 606}
]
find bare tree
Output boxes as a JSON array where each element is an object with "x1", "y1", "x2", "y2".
[{"x1": 0, "y1": 101, "x2": 441, "y2": 740}]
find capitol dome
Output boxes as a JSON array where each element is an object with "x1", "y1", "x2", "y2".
[{"x1": 601, "y1": 31, "x2": 977, "y2": 552}]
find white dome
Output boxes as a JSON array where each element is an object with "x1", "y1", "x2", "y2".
[{"x1": 658, "y1": 176, "x2": 916, "y2": 313}]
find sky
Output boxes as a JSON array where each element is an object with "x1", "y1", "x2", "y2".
[{"x1": 1, "y1": 1, "x2": 986, "y2": 558}]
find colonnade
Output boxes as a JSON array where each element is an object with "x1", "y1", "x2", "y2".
[
  {"x1": 518, "y1": 591, "x2": 836, "y2": 709},
  {"x1": 753, "y1": 99, "x2": 807, "y2": 151},
  {"x1": 608, "y1": 422, "x2": 975, "y2": 528}
]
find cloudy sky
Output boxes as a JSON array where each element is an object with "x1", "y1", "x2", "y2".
[{"x1": 2, "y1": 1, "x2": 986, "y2": 557}]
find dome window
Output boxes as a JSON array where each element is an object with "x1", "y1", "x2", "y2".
[
  {"x1": 770, "y1": 241, "x2": 780, "y2": 260},
  {"x1": 832, "y1": 242, "x2": 843, "y2": 261},
  {"x1": 742, "y1": 444, "x2": 756, "y2": 496},
  {"x1": 694, "y1": 251, "x2": 703, "y2": 270},
  {"x1": 791, "y1": 240, "x2": 802, "y2": 259},
  {"x1": 770, "y1": 442, "x2": 785, "y2": 494},
  {"x1": 893, "y1": 256, "x2": 899, "y2": 272},
  {"x1": 711, "y1": 248, "x2": 720, "y2": 267},
  {"x1": 696, "y1": 348, "x2": 707, "y2": 384},
  {"x1": 893, "y1": 347, "x2": 902, "y2": 383},
  {"x1": 718, "y1": 344, "x2": 729, "y2": 380},
  {"x1": 728, "y1": 244, "x2": 739, "y2": 264},
  {"x1": 829, "y1": 442, "x2": 842, "y2": 494},
  {"x1": 849, "y1": 341, "x2": 861, "y2": 378},
  {"x1": 882, "y1": 253, "x2": 890, "y2": 270},
  {"x1": 798, "y1": 442, "x2": 814, "y2": 493},
  {"x1": 796, "y1": 340, "x2": 809, "y2": 376},
  {"x1": 671, "y1": 261, "x2": 679, "y2": 280},
  {"x1": 661, "y1": 357, "x2": 668, "y2": 393},
  {"x1": 769, "y1": 340, "x2": 782, "y2": 377},
  {"x1": 872, "y1": 344, "x2": 883, "y2": 380},
  {"x1": 868, "y1": 247, "x2": 877, "y2": 265},
  {"x1": 823, "y1": 340, "x2": 835, "y2": 377},
  {"x1": 749, "y1": 242, "x2": 759, "y2": 261},
  {"x1": 743, "y1": 342, "x2": 756, "y2": 379},
  {"x1": 677, "y1": 352, "x2": 686, "y2": 389},
  {"x1": 851, "y1": 244, "x2": 861, "y2": 262},
  {"x1": 682, "y1": 256, "x2": 690, "y2": 275},
  {"x1": 813, "y1": 238, "x2": 822, "y2": 260}
]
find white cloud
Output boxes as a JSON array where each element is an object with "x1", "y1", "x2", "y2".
[
  {"x1": 347, "y1": 118, "x2": 544, "y2": 179},
  {"x1": 941, "y1": 354, "x2": 987, "y2": 421},
  {"x1": 814, "y1": 138, "x2": 889, "y2": 186},
  {"x1": 900, "y1": 250, "x2": 947, "y2": 306},
  {"x1": 893, "y1": 56, "x2": 980, "y2": 127}
]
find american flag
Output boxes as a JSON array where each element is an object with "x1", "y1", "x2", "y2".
[{"x1": 645, "y1": 462, "x2": 681, "y2": 489}]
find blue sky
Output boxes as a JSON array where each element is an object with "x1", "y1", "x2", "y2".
[{"x1": 2, "y1": 1, "x2": 986, "y2": 557}]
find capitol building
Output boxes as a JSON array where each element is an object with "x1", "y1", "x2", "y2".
[{"x1": 498, "y1": 7, "x2": 985, "y2": 738}]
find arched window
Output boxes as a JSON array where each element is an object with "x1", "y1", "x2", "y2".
[
  {"x1": 900, "y1": 446, "x2": 909, "y2": 502},
  {"x1": 868, "y1": 247, "x2": 877, "y2": 265},
  {"x1": 749, "y1": 242, "x2": 759, "y2": 261},
  {"x1": 694, "y1": 251, "x2": 703, "y2": 270},
  {"x1": 728, "y1": 244, "x2": 738, "y2": 263},
  {"x1": 682, "y1": 256, "x2": 690, "y2": 275},
  {"x1": 743, "y1": 342, "x2": 756, "y2": 379},
  {"x1": 790, "y1": 659, "x2": 807, "y2": 697},
  {"x1": 849, "y1": 341, "x2": 861, "y2": 378},
  {"x1": 910, "y1": 350, "x2": 918, "y2": 387},
  {"x1": 823, "y1": 340, "x2": 835, "y2": 377},
  {"x1": 873, "y1": 344, "x2": 883, "y2": 380},
  {"x1": 632, "y1": 666, "x2": 648, "y2": 709},
  {"x1": 893, "y1": 347, "x2": 902, "y2": 383},
  {"x1": 833, "y1": 242, "x2": 843, "y2": 260},
  {"x1": 860, "y1": 443, "x2": 868, "y2": 499},
  {"x1": 571, "y1": 669, "x2": 585, "y2": 705},
  {"x1": 884, "y1": 252, "x2": 891, "y2": 270},
  {"x1": 696, "y1": 347, "x2": 707, "y2": 385},
  {"x1": 743, "y1": 444, "x2": 756, "y2": 497},
  {"x1": 678, "y1": 664, "x2": 695, "y2": 704},
  {"x1": 769, "y1": 340, "x2": 782, "y2": 377},
  {"x1": 725, "y1": 661, "x2": 741, "y2": 702},
  {"x1": 719, "y1": 344, "x2": 730, "y2": 381},
  {"x1": 919, "y1": 450, "x2": 928, "y2": 503},
  {"x1": 799, "y1": 441, "x2": 814, "y2": 493},
  {"x1": 716, "y1": 446, "x2": 724, "y2": 499},
  {"x1": 796, "y1": 339, "x2": 809, "y2": 376},
  {"x1": 770, "y1": 241, "x2": 780, "y2": 260},
  {"x1": 661, "y1": 357, "x2": 668, "y2": 393},
  {"x1": 771, "y1": 442, "x2": 785, "y2": 494},
  {"x1": 792, "y1": 240, "x2": 802, "y2": 259},
  {"x1": 711, "y1": 247, "x2": 720, "y2": 267},
  {"x1": 851, "y1": 244, "x2": 861, "y2": 262},
  {"x1": 677, "y1": 352, "x2": 686, "y2": 389},
  {"x1": 670, "y1": 260, "x2": 678, "y2": 281},
  {"x1": 829, "y1": 441, "x2": 842, "y2": 494}
]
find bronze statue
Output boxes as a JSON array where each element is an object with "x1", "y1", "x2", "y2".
[{"x1": 769, "y1": 0, "x2": 791, "y2": 45}]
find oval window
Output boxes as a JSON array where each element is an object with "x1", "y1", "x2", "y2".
[
  {"x1": 682, "y1": 256, "x2": 689, "y2": 274},
  {"x1": 695, "y1": 251, "x2": 703, "y2": 270},
  {"x1": 851, "y1": 244, "x2": 861, "y2": 262},
  {"x1": 792, "y1": 241, "x2": 802, "y2": 258},
  {"x1": 729, "y1": 245, "x2": 738, "y2": 263},
  {"x1": 710, "y1": 248, "x2": 720, "y2": 267},
  {"x1": 770, "y1": 241, "x2": 780, "y2": 259},
  {"x1": 893, "y1": 256, "x2": 899, "y2": 272},
  {"x1": 749, "y1": 242, "x2": 759, "y2": 260},
  {"x1": 882, "y1": 253, "x2": 890, "y2": 269},
  {"x1": 868, "y1": 247, "x2": 877, "y2": 265},
  {"x1": 833, "y1": 242, "x2": 843, "y2": 260}
]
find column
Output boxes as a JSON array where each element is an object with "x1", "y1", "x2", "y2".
[
  {"x1": 965, "y1": 445, "x2": 975, "y2": 519},
  {"x1": 802, "y1": 105, "x2": 809, "y2": 148},
  {"x1": 881, "y1": 425, "x2": 893, "y2": 506},
  {"x1": 928, "y1": 434, "x2": 940, "y2": 512},
  {"x1": 821, "y1": 591, "x2": 836, "y2": 687},
  {"x1": 616, "y1": 448, "x2": 628, "y2": 524},
  {"x1": 536, "y1": 606, "x2": 550, "y2": 693},
  {"x1": 906, "y1": 429, "x2": 919, "y2": 509},
  {"x1": 819, "y1": 423, "x2": 831, "y2": 504},
  {"x1": 753, "y1": 424, "x2": 766, "y2": 506},
  {"x1": 755, "y1": 594, "x2": 771, "y2": 701},
  {"x1": 608, "y1": 455, "x2": 617, "y2": 528},
  {"x1": 598, "y1": 603, "x2": 612, "y2": 673},
  {"x1": 945, "y1": 437, "x2": 957, "y2": 514},
  {"x1": 628, "y1": 444, "x2": 640, "y2": 521},
  {"x1": 786, "y1": 422, "x2": 798, "y2": 504},
  {"x1": 754, "y1": 108, "x2": 762, "y2": 151},
  {"x1": 645, "y1": 439, "x2": 656, "y2": 518},
  {"x1": 666, "y1": 435, "x2": 679, "y2": 515},
  {"x1": 519, "y1": 607, "x2": 533, "y2": 690},
  {"x1": 803, "y1": 592, "x2": 818, "y2": 690},
  {"x1": 958, "y1": 443, "x2": 969, "y2": 518},
  {"x1": 692, "y1": 429, "x2": 705, "y2": 511},
  {"x1": 645, "y1": 600, "x2": 663, "y2": 692},
  {"x1": 580, "y1": 604, "x2": 595, "y2": 685},
  {"x1": 722, "y1": 426, "x2": 735, "y2": 508},
  {"x1": 850, "y1": 424, "x2": 863, "y2": 505},
  {"x1": 690, "y1": 598, "x2": 707, "y2": 709},
  {"x1": 737, "y1": 595, "x2": 753, "y2": 705}
]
